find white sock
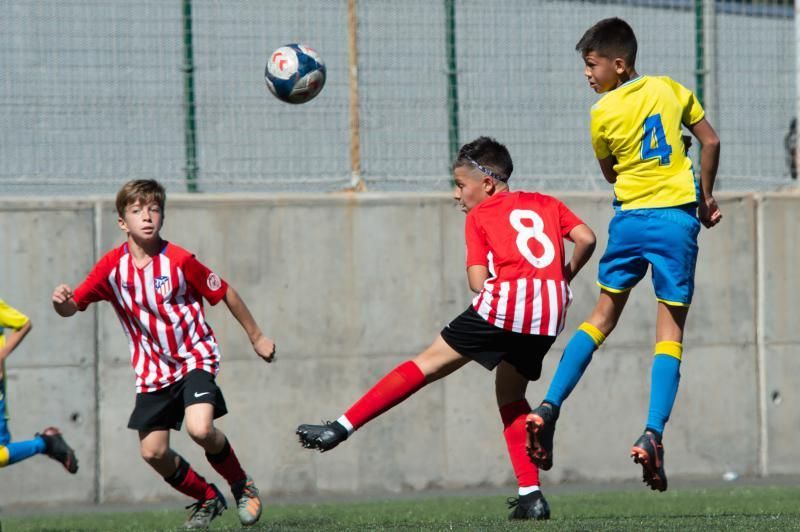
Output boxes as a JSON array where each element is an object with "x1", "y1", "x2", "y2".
[
  {"x1": 337, "y1": 415, "x2": 354, "y2": 435},
  {"x1": 518, "y1": 485, "x2": 541, "y2": 496}
]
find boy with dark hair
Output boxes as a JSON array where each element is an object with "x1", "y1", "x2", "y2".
[
  {"x1": 297, "y1": 137, "x2": 597, "y2": 520},
  {"x1": 0, "y1": 299, "x2": 78, "y2": 473},
  {"x1": 52, "y1": 179, "x2": 276, "y2": 529},
  {"x1": 527, "y1": 17, "x2": 722, "y2": 492}
]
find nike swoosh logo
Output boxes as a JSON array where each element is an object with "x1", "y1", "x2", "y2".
[{"x1": 194, "y1": 392, "x2": 210, "y2": 398}]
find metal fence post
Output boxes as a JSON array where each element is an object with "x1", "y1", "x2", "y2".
[
  {"x1": 182, "y1": 0, "x2": 199, "y2": 192},
  {"x1": 445, "y1": 0, "x2": 460, "y2": 169}
]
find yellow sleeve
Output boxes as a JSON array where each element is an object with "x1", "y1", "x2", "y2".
[
  {"x1": 0, "y1": 299, "x2": 30, "y2": 330},
  {"x1": 662, "y1": 77, "x2": 705, "y2": 126},
  {"x1": 589, "y1": 104, "x2": 611, "y2": 160}
]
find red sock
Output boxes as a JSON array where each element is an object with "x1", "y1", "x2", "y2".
[
  {"x1": 343, "y1": 360, "x2": 426, "y2": 430},
  {"x1": 500, "y1": 399, "x2": 540, "y2": 488},
  {"x1": 206, "y1": 439, "x2": 247, "y2": 486},
  {"x1": 165, "y1": 458, "x2": 217, "y2": 501}
]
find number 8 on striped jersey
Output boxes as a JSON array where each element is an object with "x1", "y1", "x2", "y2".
[{"x1": 509, "y1": 209, "x2": 555, "y2": 268}]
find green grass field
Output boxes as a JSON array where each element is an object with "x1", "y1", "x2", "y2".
[{"x1": 3, "y1": 484, "x2": 800, "y2": 531}]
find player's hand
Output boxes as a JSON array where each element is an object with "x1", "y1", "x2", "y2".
[
  {"x1": 52, "y1": 284, "x2": 74, "y2": 304},
  {"x1": 253, "y1": 334, "x2": 276, "y2": 364},
  {"x1": 699, "y1": 196, "x2": 722, "y2": 228}
]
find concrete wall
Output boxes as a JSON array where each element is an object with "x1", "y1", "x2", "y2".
[{"x1": 0, "y1": 192, "x2": 797, "y2": 506}]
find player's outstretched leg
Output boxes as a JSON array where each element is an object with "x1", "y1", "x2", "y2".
[
  {"x1": 296, "y1": 359, "x2": 426, "y2": 452},
  {"x1": 38, "y1": 427, "x2": 79, "y2": 474},
  {"x1": 631, "y1": 429, "x2": 667, "y2": 492},
  {"x1": 525, "y1": 403, "x2": 558, "y2": 471},
  {"x1": 297, "y1": 338, "x2": 468, "y2": 452},
  {"x1": 183, "y1": 483, "x2": 227, "y2": 529}
]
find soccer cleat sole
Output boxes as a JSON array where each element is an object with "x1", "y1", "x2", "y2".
[
  {"x1": 295, "y1": 425, "x2": 344, "y2": 453},
  {"x1": 525, "y1": 414, "x2": 553, "y2": 471},
  {"x1": 631, "y1": 446, "x2": 667, "y2": 492}
]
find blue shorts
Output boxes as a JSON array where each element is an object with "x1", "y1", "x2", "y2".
[
  {"x1": 597, "y1": 205, "x2": 700, "y2": 306},
  {"x1": 0, "y1": 377, "x2": 10, "y2": 445}
]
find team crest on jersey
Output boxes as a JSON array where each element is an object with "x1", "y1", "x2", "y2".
[
  {"x1": 154, "y1": 275, "x2": 171, "y2": 297},
  {"x1": 207, "y1": 273, "x2": 221, "y2": 291}
]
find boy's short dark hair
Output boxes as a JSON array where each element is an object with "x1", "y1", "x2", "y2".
[
  {"x1": 576, "y1": 17, "x2": 637, "y2": 66},
  {"x1": 116, "y1": 179, "x2": 166, "y2": 218},
  {"x1": 453, "y1": 136, "x2": 513, "y2": 182}
]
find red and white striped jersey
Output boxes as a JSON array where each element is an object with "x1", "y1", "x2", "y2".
[
  {"x1": 465, "y1": 191, "x2": 584, "y2": 337},
  {"x1": 73, "y1": 242, "x2": 229, "y2": 393}
]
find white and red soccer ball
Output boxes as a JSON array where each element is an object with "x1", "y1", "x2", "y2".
[{"x1": 265, "y1": 44, "x2": 326, "y2": 104}]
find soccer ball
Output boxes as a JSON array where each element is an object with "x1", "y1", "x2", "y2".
[{"x1": 264, "y1": 44, "x2": 326, "y2": 104}]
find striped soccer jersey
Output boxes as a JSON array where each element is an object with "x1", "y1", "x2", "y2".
[
  {"x1": 73, "y1": 242, "x2": 228, "y2": 393},
  {"x1": 465, "y1": 191, "x2": 584, "y2": 337}
]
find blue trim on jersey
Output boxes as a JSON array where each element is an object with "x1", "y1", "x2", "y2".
[{"x1": 598, "y1": 205, "x2": 700, "y2": 304}]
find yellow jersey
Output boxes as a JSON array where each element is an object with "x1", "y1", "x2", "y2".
[{"x1": 589, "y1": 75, "x2": 705, "y2": 210}]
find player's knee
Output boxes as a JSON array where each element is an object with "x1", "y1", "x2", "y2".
[
  {"x1": 140, "y1": 445, "x2": 168, "y2": 464},
  {"x1": 186, "y1": 422, "x2": 215, "y2": 444}
]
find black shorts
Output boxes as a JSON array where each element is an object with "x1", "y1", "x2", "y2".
[
  {"x1": 127, "y1": 369, "x2": 228, "y2": 432},
  {"x1": 440, "y1": 306, "x2": 556, "y2": 381}
]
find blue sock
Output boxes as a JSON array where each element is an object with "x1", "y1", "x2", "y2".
[
  {"x1": 1, "y1": 436, "x2": 46, "y2": 467},
  {"x1": 543, "y1": 323, "x2": 605, "y2": 408},
  {"x1": 646, "y1": 346, "x2": 683, "y2": 434}
]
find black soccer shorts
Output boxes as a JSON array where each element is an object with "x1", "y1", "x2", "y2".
[
  {"x1": 127, "y1": 369, "x2": 228, "y2": 432},
  {"x1": 440, "y1": 306, "x2": 556, "y2": 381}
]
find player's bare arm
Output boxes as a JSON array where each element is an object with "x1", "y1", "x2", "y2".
[
  {"x1": 564, "y1": 224, "x2": 597, "y2": 282},
  {"x1": 687, "y1": 118, "x2": 722, "y2": 228},
  {"x1": 597, "y1": 156, "x2": 618, "y2": 184},
  {"x1": 0, "y1": 319, "x2": 32, "y2": 368},
  {"x1": 52, "y1": 284, "x2": 78, "y2": 317},
  {"x1": 467, "y1": 265, "x2": 490, "y2": 294},
  {"x1": 222, "y1": 286, "x2": 276, "y2": 363}
]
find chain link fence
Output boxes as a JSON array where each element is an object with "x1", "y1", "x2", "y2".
[{"x1": 1, "y1": 0, "x2": 795, "y2": 195}]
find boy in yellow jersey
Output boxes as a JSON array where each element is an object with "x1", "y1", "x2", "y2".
[
  {"x1": 526, "y1": 17, "x2": 721, "y2": 492},
  {"x1": 0, "y1": 298, "x2": 78, "y2": 472}
]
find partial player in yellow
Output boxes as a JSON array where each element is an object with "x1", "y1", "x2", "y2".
[
  {"x1": 526, "y1": 17, "x2": 721, "y2": 492},
  {"x1": 0, "y1": 298, "x2": 78, "y2": 473}
]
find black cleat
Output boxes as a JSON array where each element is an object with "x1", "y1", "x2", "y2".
[
  {"x1": 507, "y1": 491, "x2": 551, "y2": 520},
  {"x1": 631, "y1": 430, "x2": 668, "y2": 492},
  {"x1": 296, "y1": 421, "x2": 348, "y2": 452},
  {"x1": 38, "y1": 427, "x2": 78, "y2": 474},
  {"x1": 525, "y1": 403, "x2": 557, "y2": 471}
]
